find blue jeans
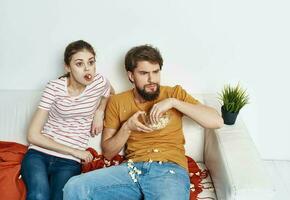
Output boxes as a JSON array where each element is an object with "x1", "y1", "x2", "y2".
[
  {"x1": 63, "y1": 161, "x2": 190, "y2": 200},
  {"x1": 21, "y1": 149, "x2": 81, "y2": 200}
]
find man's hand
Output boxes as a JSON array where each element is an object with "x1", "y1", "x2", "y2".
[
  {"x1": 149, "y1": 98, "x2": 174, "y2": 124},
  {"x1": 71, "y1": 149, "x2": 94, "y2": 163},
  {"x1": 91, "y1": 110, "x2": 104, "y2": 137},
  {"x1": 126, "y1": 111, "x2": 154, "y2": 133}
]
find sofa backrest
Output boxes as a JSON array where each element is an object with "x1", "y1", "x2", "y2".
[{"x1": 0, "y1": 90, "x2": 206, "y2": 162}]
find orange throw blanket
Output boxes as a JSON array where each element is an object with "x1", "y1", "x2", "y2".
[
  {"x1": 83, "y1": 147, "x2": 208, "y2": 200},
  {"x1": 0, "y1": 141, "x2": 28, "y2": 200}
]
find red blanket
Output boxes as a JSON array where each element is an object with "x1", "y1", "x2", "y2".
[
  {"x1": 0, "y1": 142, "x2": 208, "y2": 200},
  {"x1": 83, "y1": 147, "x2": 208, "y2": 200},
  {"x1": 0, "y1": 141, "x2": 27, "y2": 200}
]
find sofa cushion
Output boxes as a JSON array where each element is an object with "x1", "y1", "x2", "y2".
[{"x1": 0, "y1": 90, "x2": 41, "y2": 144}]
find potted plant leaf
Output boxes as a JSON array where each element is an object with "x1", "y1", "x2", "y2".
[{"x1": 219, "y1": 83, "x2": 249, "y2": 125}]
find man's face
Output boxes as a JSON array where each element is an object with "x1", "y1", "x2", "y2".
[{"x1": 128, "y1": 61, "x2": 161, "y2": 101}]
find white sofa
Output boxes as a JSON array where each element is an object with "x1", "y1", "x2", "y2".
[{"x1": 0, "y1": 90, "x2": 275, "y2": 200}]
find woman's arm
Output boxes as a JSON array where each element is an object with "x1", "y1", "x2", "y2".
[
  {"x1": 91, "y1": 82, "x2": 116, "y2": 136},
  {"x1": 91, "y1": 97, "x2": 108, "y2": 136},
  {"x1": 27, "y1": 108, "x2": 93, "y2": 162}
]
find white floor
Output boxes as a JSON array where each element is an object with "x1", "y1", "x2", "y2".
[{"x1": 264, "y1": 160, "x2": 290, "y2": 199}]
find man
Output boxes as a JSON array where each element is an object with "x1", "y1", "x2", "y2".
[{"x1": 63, "y1": 45, "x2": 223, "y2": 200}]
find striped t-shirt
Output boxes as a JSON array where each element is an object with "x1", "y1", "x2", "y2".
[{"x1": 29, "y1": 73, "x2": 110, "y2": 162}]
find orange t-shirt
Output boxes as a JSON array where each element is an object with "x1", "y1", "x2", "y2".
[{"x1": 104, "y1": 85, "x2": 199, "y2": 170}]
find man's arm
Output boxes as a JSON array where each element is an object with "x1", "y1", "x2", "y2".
[
  {"x1": 101, "y1": 124, "x2": 130, "y2": 160},
  {"x1": 101, "y1": 111, "x2": 153, "y2": 160},
  {"x1": 172, "y1": 99, "x2": 223, "y2": 128},
  {"x1": 150, "y1": 98, "x2": 224, "y2": 129}
]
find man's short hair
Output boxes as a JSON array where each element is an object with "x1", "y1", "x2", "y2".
[{"x1": 125, "y1": 44, "x2": 163, "y2": 72}]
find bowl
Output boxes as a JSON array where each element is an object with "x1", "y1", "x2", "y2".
[{"x1": 140, "y1": 112, "x2": 170, "y2": 130}]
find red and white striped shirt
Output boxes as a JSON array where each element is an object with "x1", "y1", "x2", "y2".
[{"x1": 29, "y1": 73, "x2": 110, "y2": 162}]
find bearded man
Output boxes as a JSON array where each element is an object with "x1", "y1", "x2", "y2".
[{"x1": 64, "y1": 44, "x2": 223, "y2": 200}]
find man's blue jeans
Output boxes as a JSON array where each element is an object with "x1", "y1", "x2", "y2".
[
  {"x1": 21, "y1": 149, "x2": 81, "y2": 200},
  {"x1": 63, "y1": 161, "x2": 190, "y2": 200}
]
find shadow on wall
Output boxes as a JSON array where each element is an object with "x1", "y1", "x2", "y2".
[{"x1": 113, "y1": 54, "x2": 132, "y2": 93}]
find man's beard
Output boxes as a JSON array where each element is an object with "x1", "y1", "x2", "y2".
[{"x1": 136, "y1": 84, "x2": 160, "y2": 101}]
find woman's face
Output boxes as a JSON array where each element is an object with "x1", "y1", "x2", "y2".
[{"x1": 66, "y1": 49, "x2": 96, "y2": 86}]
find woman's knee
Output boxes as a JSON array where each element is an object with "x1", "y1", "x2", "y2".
[{"x1": 27, "y1": 190, "x2": 49, "y2": 200}]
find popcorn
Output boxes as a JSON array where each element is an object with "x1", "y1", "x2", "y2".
[
  {"x1": 127, "y1": 160, "x2": 142, "y2": 183},
  {"x1": 134, "y1": 167, "x2": 142, "y2": 175},
  {"x1": 153, "y1": 149, "x2": 159, "y2": 153},
  {"x1": 104, "y1": 160, "x2": 111, "y2": 165},
  {"x1": 140, "y1": 112, "x2": 170, "y2": 130}
]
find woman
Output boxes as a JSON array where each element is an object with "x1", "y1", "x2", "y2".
[{"x1": 21, "y1": 40, "x2": 113, "y2": 200}]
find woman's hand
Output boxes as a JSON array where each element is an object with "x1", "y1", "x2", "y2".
[
  {"x1": 71, "y1": 149, "x2": 94, "y2": 163},
  {"x1": 91, "y1": 110, "x2": 104, "y2": 137}
]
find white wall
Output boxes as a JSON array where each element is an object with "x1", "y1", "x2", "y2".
[{"x1": 1, "y1": 0, "x2": 289, "y2": 160}]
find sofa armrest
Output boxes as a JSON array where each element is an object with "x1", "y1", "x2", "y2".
[{"x1": 204, "y1": 120, "x2": 275, "y2": 200}]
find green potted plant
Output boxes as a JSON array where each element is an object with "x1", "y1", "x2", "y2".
[{"x1": 219, "y1": 83, "x2": 249, "y2": 125}]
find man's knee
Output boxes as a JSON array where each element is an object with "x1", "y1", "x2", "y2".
[
  {"x1": 63, "y1": 175, "x2": 77, "y2": 189},
  {"x1": 63, "y1": 175, "x2": 86, "y2": 199}
]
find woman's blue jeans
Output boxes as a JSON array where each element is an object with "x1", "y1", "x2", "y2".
[
  {"x1": 21, "y1": 149, "x2": 81, "y2": 200},
  {"x1": 63, "y1": 161, "x2": 190, "y2": 200}
]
